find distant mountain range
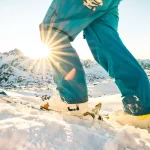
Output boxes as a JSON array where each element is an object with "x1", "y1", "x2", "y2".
[
  {"x1": 138, "y1": 59, "x2": 150, "y2": 70},
  {"x1": 0, "y1": 49, "x2": 109, "y2": 88},
  {"x1": 0, "y1": 49, "x2": 149, "y2": 88}
]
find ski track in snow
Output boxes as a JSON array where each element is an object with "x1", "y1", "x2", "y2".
[{"x1": 0, "y1": 83, "x2": 150, "y2": 150}]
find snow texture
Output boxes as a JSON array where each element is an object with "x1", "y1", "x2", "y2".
[
  {"x1": 0, "y1": 50, "x2": 150, "y2": 150},
  {"x1": 0, "y1": 84, "x2": 150, "y2": 150}
]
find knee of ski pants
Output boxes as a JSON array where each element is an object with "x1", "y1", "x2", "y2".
[{"x1": 39, "y1": 24, "x2": 71, "y2": 47}]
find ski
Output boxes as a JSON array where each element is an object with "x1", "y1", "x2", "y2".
[{"x1": 0, "y1": 96, "x2": 103, "y2": 121}]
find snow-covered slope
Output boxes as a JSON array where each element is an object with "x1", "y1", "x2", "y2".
[{"x1": 0, "y1": 84, "x2": 150, "y2": 150}]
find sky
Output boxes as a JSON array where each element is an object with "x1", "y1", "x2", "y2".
[{"x1": 0, "y1": 0, "x2": 150, "y2": 59}]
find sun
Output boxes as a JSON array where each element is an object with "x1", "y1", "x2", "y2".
[{"x1": 32, "y1": 43, "x2": 50, "y2": 59}]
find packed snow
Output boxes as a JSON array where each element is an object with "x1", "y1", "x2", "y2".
[
  {"x1": 0, "y1": 82, "x2": 150, "y2": 150},
  {"x1": 0, "y1": 50, "x2": 150, "y2": 150}
]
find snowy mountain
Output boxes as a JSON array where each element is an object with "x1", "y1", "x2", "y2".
[
  {"x1": 0, "y1": 49, "x2": 109, "y2": 88},
  {"x1": 0, "y1": 49, "x2": 149, "y2": 88},
  {"x1": 0, "y1": 85, "x2": 150, "y2": 150},
  {"x1": 0, "y1": 49, "x2": 56, "y2": 88},
  {"x1": 138, "y1": 59, "x2": 150, "y2": 77},
  {"x1": 138, "y1": 59, "x2": 150, "y2": 70}
]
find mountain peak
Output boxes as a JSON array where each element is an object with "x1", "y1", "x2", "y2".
[{"x1": 8, "y1": 48, "x2": 23, "y2": 56}]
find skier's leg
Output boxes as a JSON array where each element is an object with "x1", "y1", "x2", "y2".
[
  {"x1": 39, "y1": 0, "x2": 120, "y2": 104},
  {"x1": 48, "y1": 31, "x2": 88, "y2": 104},
  {"x1": 84, "y1": 6, "x2": 150, "y2": 115}
]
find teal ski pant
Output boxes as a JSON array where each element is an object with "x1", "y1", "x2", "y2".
[{"x1": 40, "y1": 0, "x2": 150, "y2": 114}]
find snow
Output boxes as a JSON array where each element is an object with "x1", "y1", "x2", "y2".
[
  {"x1": 0, "y1": 82, "x2": 150, "y2": 150},
  {"x1": 0, "y1": 51, "x2": 150, "y2": 149}
]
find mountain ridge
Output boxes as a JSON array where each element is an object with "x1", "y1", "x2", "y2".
[{"x1": 0, "y1": 49, "x2": 110, "y2": 88}]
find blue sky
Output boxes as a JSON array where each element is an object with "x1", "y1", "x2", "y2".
[{"x1": 0, "y1": 0, "x2": 150, "y2": 59}]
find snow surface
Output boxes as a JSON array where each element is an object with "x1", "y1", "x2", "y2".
[
  {"x1": 0, "y1": 50, "x2": 150, "y2": 149},
  {"x1": 0, "y1": 82, "x2": 150, "y2": 150}
]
